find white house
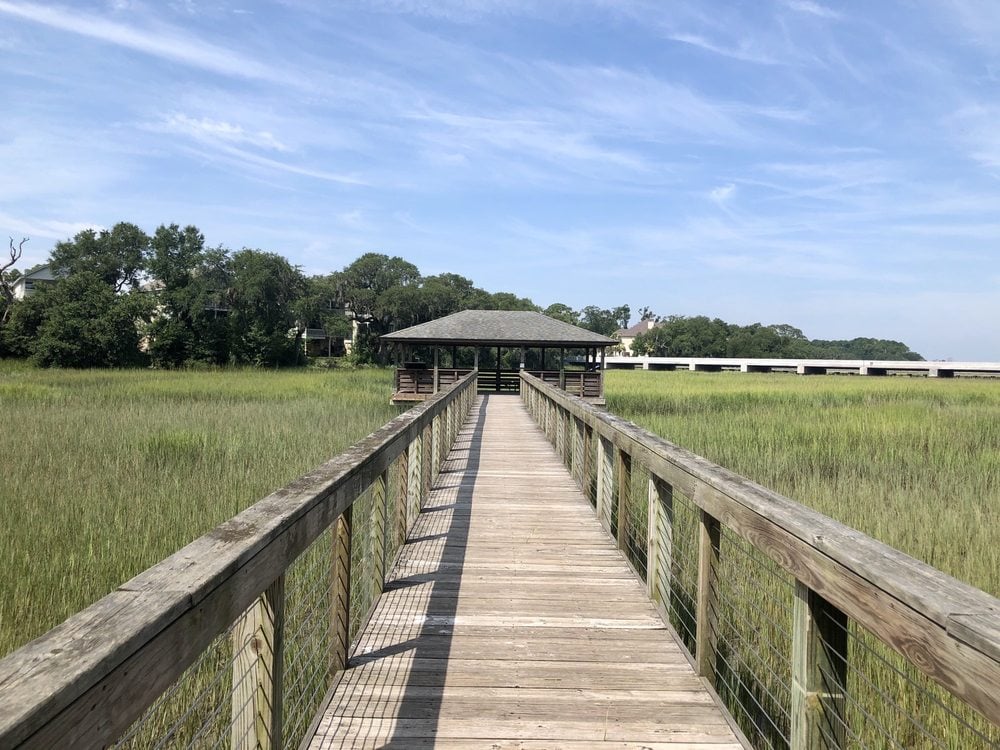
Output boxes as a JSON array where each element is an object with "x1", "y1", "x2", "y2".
[
  {"x1": 614, "y1": 319, "x2": 658, "y2": 356},
  {"x1": 11, "y1": 265, "x2": 58, "y2": 300}
]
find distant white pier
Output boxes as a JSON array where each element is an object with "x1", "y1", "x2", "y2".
[{"x1": 604, "y1": 356, "x2": 1000, "y2": 378}]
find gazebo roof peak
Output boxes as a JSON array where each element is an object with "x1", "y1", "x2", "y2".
[{"x1": 381, "y1": 309, "x2": 616, "y2": 347}]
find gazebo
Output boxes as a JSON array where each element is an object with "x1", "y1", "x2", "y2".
[{"x1": 382, "y1": 310, "x2": 617, "y2": 405}]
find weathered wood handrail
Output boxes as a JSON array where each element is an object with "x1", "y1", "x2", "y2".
[
  {"x1": 520, "y1": 371, "x2": 1000, "y2": 747},
  {"x1": 0, "y1": 370, "x2": 478, "y2": 749}
]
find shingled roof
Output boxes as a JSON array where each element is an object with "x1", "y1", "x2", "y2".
[{"x1": 381, "y1": 310, "x2": 617, "y2": 347}]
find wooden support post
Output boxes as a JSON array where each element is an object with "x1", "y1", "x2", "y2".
[
  {"x1": 696, "y1": 509, "x2": 720, "y2": 685},
  {"x1": 231, "y1": 575, "x2": 285, "y2": 750},
  {"x1": 792, "y1": 581, "x2": 849, "y2": 750},
  {"x1": 615, "y1": 448, "x2": 631, "y2": 551},
  {"x1": 371, "y1": 469, "x2": 388, "y2": 590},
  {"x1": 559, "y1": 347, "x2": 566, "y2": 390},
  {"x1": 329, "y1": 509, "x2": 353, "y2": 676},
  {"x1": 519, "y1": 346, "x2": 525, "y2": 370},
  {"x1": 583, "y1": 424, "x2": 594, "y2": 504},
  {"x1": 647, "y1": 476, "x2": 673, "y2": 604},
  {"x1": 474, "y1": 347, "x2": 479, "y2": 370}
]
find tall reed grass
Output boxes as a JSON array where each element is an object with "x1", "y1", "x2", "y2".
[
  {"x1": 0, "y1": 363, "x2": 397, "y2": 657},
  {"x1": 605, "y1": 370, "x2": 1000, "y2": 597}
]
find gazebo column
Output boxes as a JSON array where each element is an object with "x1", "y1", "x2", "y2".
[
  {"x1": 433, "y1": 347, "x2": 440, "y2": 393},
  {"x1": 496, "y1": 346, "x2": 501, "y2": 391},
  {"x1": 560, "y1": 347, "x2": 566, "y2": 390},
  {"x1": 519, "y1": 347, "x2": 525, "y2": 370},
  {"x1": 474, "y1": 348, "x2": 479, "y2": 371}
]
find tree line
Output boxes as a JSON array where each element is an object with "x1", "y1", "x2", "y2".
[
  {"x1": 631, "y1": 316, "x2": 923, "y2": 361},
  {"x1": 0, "y1": 221, "x2": 922, "y2": 368}
]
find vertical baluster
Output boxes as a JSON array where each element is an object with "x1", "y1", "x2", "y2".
[
  {"x1": 791, "y1": 582, "x2": 848, "y2": 750},
  {"x1": 647, "y1": 476, "x2": 673, "y2": 606},
  {"x1": 696, "y1": 508, "x2": 720, "y2": 686},
  {"x1": 231, "y1": 576, "x2": 285, "y2": 750},
  {"x1": 329, "y1": 509, "x2": 353, "y2": 676}
]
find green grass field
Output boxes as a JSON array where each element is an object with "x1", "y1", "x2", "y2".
[
  {"x1": 0, "y1": 363, "x2": 398, "y2": 657},
  {"x1": 605, "y1": 369, "x2": 1000, "y2": 598}
]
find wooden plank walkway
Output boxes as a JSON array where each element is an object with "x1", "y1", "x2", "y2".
[{"x1": 308, "y1": 394, "x2": 743, "y2": 749}]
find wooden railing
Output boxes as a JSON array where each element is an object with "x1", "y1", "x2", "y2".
[
  {"x1": 396, "y1": 367, "x2": 601, "y2": 399},
  {"x1": 521, "y1": 372, "x2": 1000, "y2": 749},
  {"x1": 395, "y1": 367, "x2": 473, "y2": 396},
  {"x1": 0, "y1": 371, "x2": 479, "y2": 749}
]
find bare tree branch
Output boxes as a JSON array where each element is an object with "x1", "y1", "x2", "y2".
[{"x1": 1, "y1": 237, "x2": 29, "y2": 323}]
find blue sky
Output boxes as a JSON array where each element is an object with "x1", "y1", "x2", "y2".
[{"x1": 2, "y1": 0, "x2": 999, "y2": 359}]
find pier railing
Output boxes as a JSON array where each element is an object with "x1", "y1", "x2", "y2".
[
  {"x1": 0, "y1": 371, "x2": 478, "y2": 750},
  {"x1": 521, "y1": 371, "x2": 1000, "y2": 749}
]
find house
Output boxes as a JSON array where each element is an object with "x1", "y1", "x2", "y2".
[
  {"x1": 614, "y1": 319, "x2": 657, "y2": 356},
  {"x1": 11, "y1": 265, "x2": 58, "y2": 300}
]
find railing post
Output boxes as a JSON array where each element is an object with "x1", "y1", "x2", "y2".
[
  {"x1": 231, "y1": 574, "x2": 285, "y2": 750},
  {"x1": 372, "y1": 468, "x2": 389, "y2": 591},
  {"x1": 583, "y1": 423, "x2": 594, "y2": 504},
  {"x1": 646, "y1": 476, "x2": 673, "y2": 605},
  {"x1": 792, "y1": 581, "x2": 849, "y2": 750},
  {"x1": 329, "y1": 508, "x2": 352, "y2": 676},
  {"x1": 696, "y1": 509, "x2": 720, "y2": 685},
  {"x1": 615, "y1": 448, "x2": 631, "y2": 551}
]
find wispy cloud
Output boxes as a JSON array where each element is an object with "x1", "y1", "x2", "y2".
[
  {"x1": 950, "y1": 104, "x2": 1000, "y2": 169},
  {"x1": 155, "y1": 114, "x2": 290, "y2": 152},
  {"x1": 710, "y1": 183, "x2": 737, "y2": 203},
  {"x1": 667, "y1": 32, "x2": 778, "y2": 64},
  {"x1": 783, "y1": 0, "x2": 841, "y2": 20},
  {"x1": 0, "y1": 0, "x2": 298, "y2": 85}
]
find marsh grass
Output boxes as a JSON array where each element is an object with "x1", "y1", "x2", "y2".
[
  {"x1": 0, "y1": 364, "x2": 397, "y2": 657},
  {"x1": 606, "y1": 370, "x2": 1000, "y2": 596}
]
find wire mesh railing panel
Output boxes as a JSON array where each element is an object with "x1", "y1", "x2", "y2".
[
  {"x1": 282, "y1": 526, "x2": 335, "y2": 747},
  {"x1": 620, "y1": 462, "x2": 649, "y2": 577},
  {"x1": 113, "y1": 617, "x2": 242, "y2": 749},
  {"x1": 571, "y1": 416, "x2": 585, "y2": 485},
  {"x1": 599, "y1": 437, "x2": 615, "y2": 532},
  {"x1": 714, "y1": 526, "x2": 795, "y2": 750},
  {"x1": 823, "y1": 613, "x2": 1000, "y2": 750},
  {"x1": 349, "y1": 483, "x2": 379, "y2": 641},
  {"x1": 583, "y1": 426, "x2": 597, "y2": 508},
  {"x1": 421, "y1": 423, "x2": 433, "y2": 507},
  {"x1": 657, "y1": 485, "x2": 701, "y2": 656},
  {"x1": 384, "y1": 454, "x2": 407, "y2": 570}
]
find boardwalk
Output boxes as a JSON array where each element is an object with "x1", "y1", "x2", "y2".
[{"x1": 309, "y1": 394, "x2": 742, "y2": 749}]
